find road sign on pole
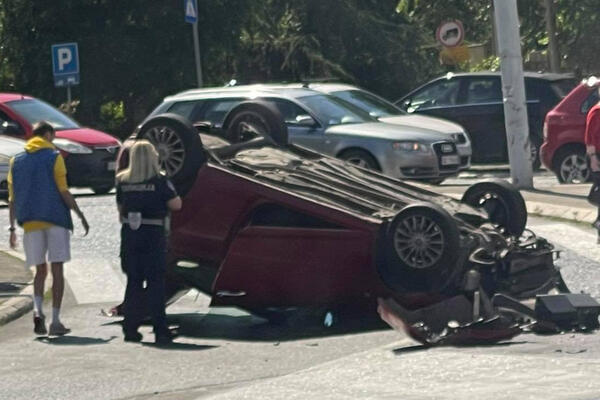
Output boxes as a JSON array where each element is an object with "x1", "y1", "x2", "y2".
[
  {"x1": 184, "y1": 0, "x2": 203, "y2": 87},
  {"x1": 184, "y1": 0, "x2": 198, "y2": 24},
  {"x1": 436, "y1": 20, "x2": 465, "y2": 48},
  {"x1": 51, "y1": 43, "x2": 80, "y2": 87}
]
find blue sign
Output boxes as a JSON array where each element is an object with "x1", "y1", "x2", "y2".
[
  {"x1": 184, "y1": 0, "x2": 197, "y2": 23},
  {"x1": 51, "y1": 43, "x2": 80, "y2": 87}
]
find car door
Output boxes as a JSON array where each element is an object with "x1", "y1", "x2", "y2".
[{"x1": 457, "y1": 76, "x2": 506, "y2": 163}]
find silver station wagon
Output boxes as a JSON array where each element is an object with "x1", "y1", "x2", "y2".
[{"x1": 141, "y1": 86, "x2": 463, "y2": 182}]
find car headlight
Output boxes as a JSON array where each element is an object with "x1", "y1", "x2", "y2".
[
  {"x1": 392, "y1": 141, "x2": 430, "y2": 153},
  {"x1": 53, "y1": 138, "x2": 93, "y2": 154}
]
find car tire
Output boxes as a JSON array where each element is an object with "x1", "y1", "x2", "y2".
[
  {"x1": 381, "y1": 202, "x2": 460, "y2": 293},
  {"x1": 461, "y1": 179, "x2": 527, "y2": 237},
  {"x1": 553, "y1": 145, "x2": 591, "y2": 184},
  {"x1": 92, "y1": 186, "x2": 113, "y2": 195},
  {"x1": 137, "y1": 113, "x2": 206, "y2": 195},
  {"x1": 339, "y1": 149, "x2": 380, "y2": 170},
  {"x1": 222, "y1": 101, "x2": 288, "y2": 147}
]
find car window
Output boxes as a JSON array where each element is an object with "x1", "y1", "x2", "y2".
[
  {"x1": 265, "y1": 98, "x2": 312, "y2": 124},
  {"x1": 552, "y1": 79, "x2": 578, "y2": 98},
  {"x1": 465, "y1": 78, "x2": 502, "y2": 104},
  {"x1": 6, "y1": 98, "x2": 79, "y2": 130},
  {"x1": 167, "y1": 101, "x2": 202, "y2": 120},
  {"x1": 405, "y1": 79, "x2": 461, "y2": 112},
  {"x1": 199, "y1": 99, "x2": 243, "y2": 127},
  {"x1": 331, "y1": 90, "x2": 404, "y2": 118},
  {"x1": 297, "y1": 94, "x2": 374, "y2": 126},
  {"x1": 581, "y1": 89, "x2": 600, "y2": 114}
]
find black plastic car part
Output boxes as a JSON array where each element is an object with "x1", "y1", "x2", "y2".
[{"x1": 461, "y1": 179, "x2": 527, "y2": 237}]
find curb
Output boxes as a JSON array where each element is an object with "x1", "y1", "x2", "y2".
[{"x1": 0, "y1": 250, "x2": 32, "y2": 327}]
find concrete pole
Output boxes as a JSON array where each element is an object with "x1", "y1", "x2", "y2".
[
  {"x1": 493, "y1": 0, "x2": 533, "y2": 189},
  {"x1": 543, "y1": 0, "x2": 561, "y2": 72},
  {"x1": 192, "y1": 21, "x2": 203, "y2": 87}
]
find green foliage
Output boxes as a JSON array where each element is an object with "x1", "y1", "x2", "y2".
[
  {"x1": 468, "y1": 55, "x2": 500, "y2": 72},
  {"x1": 99, "y1": 100, "x2": 126, "y2": 134}
]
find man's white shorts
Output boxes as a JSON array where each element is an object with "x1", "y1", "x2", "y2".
[{"x1": 23, "y1": 226, "x2": 71, "y2": 266}]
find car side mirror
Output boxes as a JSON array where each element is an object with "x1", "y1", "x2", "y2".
[
  {"x1": 1, "y1": 121, "x2": 24, "y2": 135},
  {"x1": 294, "y1": 115, "x2": 317, "y2": 127}
]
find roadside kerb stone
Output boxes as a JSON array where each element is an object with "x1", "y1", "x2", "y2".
[{"x1": 0, "y1": 249, "x2": 32, "y2": 327}]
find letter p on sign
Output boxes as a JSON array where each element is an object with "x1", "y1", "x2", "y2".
[{"x1": 57, "y1": 48, "x2": 72, "y2": 71}]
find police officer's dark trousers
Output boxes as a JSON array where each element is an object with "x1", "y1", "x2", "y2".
[{"x1": 121, "y1": 225, "x2": 168, "y2": 335}]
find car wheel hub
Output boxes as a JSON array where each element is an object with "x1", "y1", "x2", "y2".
[
  {"x1": 393, "y1": 215, "x2": 444, "y2": 269},
  {"x1": 560, "y1": 154, "x2": 588, "y2": 183},
  {"x1": 144, "y1": 126, "x2": 186, "y2": 177}
]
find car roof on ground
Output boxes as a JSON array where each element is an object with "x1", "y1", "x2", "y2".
[{"x1": 0, "y1": 93, "x2": 33, "y2": 103}]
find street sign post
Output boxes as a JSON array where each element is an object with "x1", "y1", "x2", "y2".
[
  {"x1": 51, "y1": 42, "x2": 79, "y2": 115},
  {"x1": 436, "y1": 20, "x2": 465, "y2": 48},
  {"x1": 184, "y1": 0, "x2": 203, "y2": 87}
]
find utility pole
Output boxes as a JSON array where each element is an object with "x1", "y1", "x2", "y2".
[
  {"x1": 543, "y1": 0, "x2": 561, "y2": 72},
  {"x1": 192, "y1": 20, "x2": 203, "y2": 87},
  {"x1": 493, "y1": 0, "x2": 533, "y2": 189}
]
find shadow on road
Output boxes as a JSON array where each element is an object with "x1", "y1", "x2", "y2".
[
  {"x1": 166, "y1": 310, "x2": 389, "y2": 343},
  {"x1": 391, "y1": 339, "x2": 530, "y2": 355},
  {"x1": 35, "y1": 335, "x2": 118, "y2": 345},
  {"x1": 141, "y1": 342, "x2": 218, "y2": 351}
]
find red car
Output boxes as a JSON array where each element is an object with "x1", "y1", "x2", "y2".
[
  {"x1": 116, "y1": 100, "x2": 576, "y2": 330},
  {"x1": 541, "y1": 77, "x2": 599, "y2": 183},
  {"x1": 0, "y1": 93, "x2": 121, "y2": 193}
]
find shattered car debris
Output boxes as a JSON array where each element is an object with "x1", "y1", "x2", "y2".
[{"x1": 119, "y1": 100, "x2": 600, "y2": 344}]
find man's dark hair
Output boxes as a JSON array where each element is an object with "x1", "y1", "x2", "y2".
[{"x1": 32, "y1": 121, "x2": 54, "y2": 137}]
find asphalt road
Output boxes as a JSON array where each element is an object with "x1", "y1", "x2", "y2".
[{"x1": 0, "y1": 189, "x2": 600, "y2": 399}]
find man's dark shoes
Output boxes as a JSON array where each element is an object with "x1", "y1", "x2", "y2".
[
  {"x1": 155, "y1": 328, "x2": 178, "y2": 345},
  {"x1": 124, "y1": 331, "x2": 143, "y2": 342},
  {"x1": 33, "y1": 314, "x2": 47, "y2": 335}
]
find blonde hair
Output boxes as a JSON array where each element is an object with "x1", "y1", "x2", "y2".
[{"x1": 117, "y1": 140, "x2": 161, "y2": 183}]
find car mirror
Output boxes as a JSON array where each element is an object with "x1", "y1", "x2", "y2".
[
  {"x1": 294, "y1": 115, "x2": 316, "y2": 127},
  {"x1": 1, "y1": 121, "x2": 23, "y2": 135}
]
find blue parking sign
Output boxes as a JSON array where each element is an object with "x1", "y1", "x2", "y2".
[{"x1": 51, "y1": 43, "x2": 80, "y2": 87}]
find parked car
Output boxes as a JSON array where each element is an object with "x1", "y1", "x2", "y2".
[
  {"x1": 0, "y1": 135, "x2": 25, "y2": 200},
  {"x1": 138, "y1": 86, "x2": 462, "y2": 183},
  {"x1": 115, "y1": 101, "x2": 580, "y2": 334},
  {"x1": 395, "y1": 72, "x2": 577, "y2": 167},
  {"x1": 0, "y1": 93, "x2": 121, "y2": 194},
  {"x1": 540, "y1": 76, "x2": 600, "y2": 183},
  {"x1": 301, "y1": 82, "x2": 472, "y2": 171}
]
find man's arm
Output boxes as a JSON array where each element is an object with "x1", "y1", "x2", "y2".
[
  {"x1": 54, "y1": 155, "x2": 89, "y2": 235},
  {"x1": 60, "y1": 190, "x2": 89, "y2": 235}
]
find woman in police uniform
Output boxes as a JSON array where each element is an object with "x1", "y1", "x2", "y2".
[{"x1": 116, "y1": 140, "x2": 182, "y2": 344}]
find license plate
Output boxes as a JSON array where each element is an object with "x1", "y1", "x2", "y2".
[
  {"x1": 441, "y1": 155, "x2": 460, "y2": 166},
  {"x1": 107, "y1": 161, "x2": 117, "y2": 171}
]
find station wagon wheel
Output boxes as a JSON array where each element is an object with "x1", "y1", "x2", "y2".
[
  {"x1": 462, "y1": 179, "x2": 527, "y2": 237},
  {"x1": 223, "y1": 101, "x2": 288, "y2": 147},
  {"x1": 339, "y1": 149, "x2": 380, "y2": 170},
  {"x1": 382, "y1": 203, "x2": 460, "y2": 293},
  {"x1": 554, "y1": 146, "x2": 590, "y2": 184},
  {"x1": 137, "y1": 113, "x2": 205, "y2": 195}
]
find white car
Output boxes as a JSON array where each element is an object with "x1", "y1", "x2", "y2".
[
  {"x1": 0, "y1": 135, "x2": 25, "y2": 200},
  {"x1": 304, "y1": 83, "x2": 473, "y2": 172}
]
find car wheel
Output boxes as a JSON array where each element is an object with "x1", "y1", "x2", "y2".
[
  {"x1": 92, "y1": 186, "x2": 113, "y2": 195},
  {"x1": 461, "y1": 179, "x2": 527, "y2": 237},
  {"x1": 339, "y1": 149, "x2": 380, "y2": 170},
  {"x1": 137, "y1": 113, "x2": 206, "y2": 195},
  {"x1": 382, "y1": 202, "x2": 460, "y2": 293},
  {"x1": 554, "y1": 146, "x2": 590, "y2": 184},
  {"x1": 223, "y1": 101, "x2": 288, "y2": 147}
]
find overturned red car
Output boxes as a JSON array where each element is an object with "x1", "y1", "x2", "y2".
[{"x1": 119, "y1": 100, "x2": 598, "y2": 341}]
